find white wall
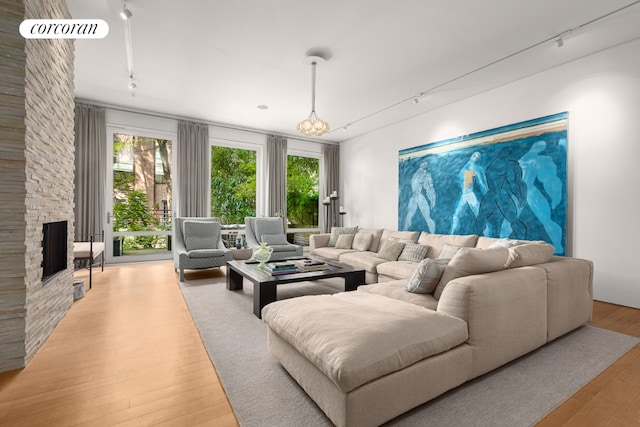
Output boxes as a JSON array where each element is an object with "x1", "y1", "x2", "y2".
[{"x1": 341, "y1": 39, "x2": 640, "y2": 308}]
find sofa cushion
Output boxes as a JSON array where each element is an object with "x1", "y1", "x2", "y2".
[
  {"x1": 260, "y1": 233, "x2": 289, "y2": 246},
  {"x1": 398, "y1": 243, "x2": 430, "y2": 262},
  {"x1": 376, "y1": 239, "x2": 406, "y2": 261},
  {"x1": 328, "y1": 226, "x2": 359, "y2": 247},
  {"x1": 340, "y1": 251, "x2": 389, "y2": 273},
  {"x1": 262, "y1": 292, "x2": 468, "y2": 392},
  {"x1": 438, "y1": 243, "x2": 463, "y2": 260},
  {"x1": 506, "y1": 242, "x2": 555, "y2": 268},
  {"x1": 434, "y1": 247, "x2": 510, "y2": 299},
  {"x1": 376, "y1": 260, "x2": 419, "y2": 281},
  {"x1": 406, "y1": 258, "x2": 449, "y2": 294},
  {"x1": 418, "y1": 232, "x2": 478, "y2": 258},
  {"x1": 335, "y1": 233, "x2": 355, "y2": 249},
  {"x1": 313, "y1": 247, "x2": 356, "y2": 261},
  {"x1": 358, "y1": 280, "x2": 439, "y2": 310},
  {"x1": 352, "y1": 233, "x2": 373, "y2": 251}
]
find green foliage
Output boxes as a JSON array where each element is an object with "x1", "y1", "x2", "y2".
[
  {"x1": 211, "y1": 146, "x2": 257, "y2": 223},
  {"x1": 287, "y1": 155, "x2": 319, "y2": 228},
  {"x1": 113, "y1": 190, "x2": 158, "y2": 231}
]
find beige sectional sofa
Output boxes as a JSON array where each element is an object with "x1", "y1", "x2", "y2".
[{"x1": 263, "y1": 228, "x2": 594, "y2": 427}]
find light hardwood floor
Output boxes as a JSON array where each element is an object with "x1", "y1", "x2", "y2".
[{"x1": 0, "y1": 261, "x2": 639, "y2": 426}]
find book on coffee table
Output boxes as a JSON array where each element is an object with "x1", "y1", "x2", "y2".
[
  {"x1": 265, "y1": 262, "x2": 299, "y2": 275},
  {"x1": 292, "y1": 259, "x2": 329, "y2": 272}
]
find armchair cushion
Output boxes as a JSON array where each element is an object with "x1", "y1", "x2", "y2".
[
  {"x1": 184, "y1": 220, "x2": 220, "y2": 251},
  {"x1": 187, "y1": 248, "x2": 228, "y2": 258},
  {"x1": 260, "y1": 233, "x2": 289, "y2": 246}
]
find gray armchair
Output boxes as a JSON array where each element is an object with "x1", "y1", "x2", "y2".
[
  {"x1": 244, "y1": 217, "x2": 303, "y2": 261},
  {"x1": 174, "y1": 217, "x2": 233, "y2": 281}
]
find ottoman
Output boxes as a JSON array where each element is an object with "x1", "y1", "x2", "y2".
[{"x1": 262, "y1": 292, "x2": 472, "y2": 427}]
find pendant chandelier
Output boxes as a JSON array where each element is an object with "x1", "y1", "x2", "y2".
[{"x1": 297, "y1": 55, "x2": 329, "y2": 136}]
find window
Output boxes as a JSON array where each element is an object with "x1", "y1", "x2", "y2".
[
  {"x1": 111, "y1": 133, "x2": 172, "y2": 258},
  {"x1": 210, "y1": 145, "x2": 257, "y2": 224},
  {"x1": 287, "y1": 154, "x2": 319, "y2": 233}
]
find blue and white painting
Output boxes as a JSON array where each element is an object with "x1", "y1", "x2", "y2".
[{"x1": 399, "y1": 112, "x2": 568, "y2": 255}]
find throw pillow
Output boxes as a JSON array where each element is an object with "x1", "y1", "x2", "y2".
[
  {"x1": 398, "y1": 243, "x2": 430, "y2": 263},
  {"x1": 328, "y1": 226, "x2": 359, "y2": 247},
  {"x1": 505, "y1": 242, "x2": 555, "y2": 268},
  {"x1": 406, "y1": 258, "x2": 449, "y2": 294},
  {"x1": 433, "y1": 247, "x2": 510, "y2": 299},
  {"x1": 352, "y1": 233, "x2": 373, "y2": 251},
  {"x1": 488, "y1": 238, "x2": 528, "y2": 249},
  {"x1": 260, "y1": 233, "x2": 289, "y2": 246},
  {"x1": 375, "y1": 239, "x2": 405, "y2": 261},
  {"x1": 335, "y1": 233, "x2": 356, "y2": 249},
  {"x1": 438, "y1": 243, "x2": 463, "y2": 260},
  {"x1": 184, "y1": 220, "x2": 220, "y2": 251}
]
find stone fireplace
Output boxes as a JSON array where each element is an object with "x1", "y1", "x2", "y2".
[{"x1": 0, "y1": 0, "x2": 75, "y2": 372}]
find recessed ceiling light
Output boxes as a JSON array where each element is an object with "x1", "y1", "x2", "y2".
[{"x1": 257, "y1": 105, "x2": 269, "y2": 110}]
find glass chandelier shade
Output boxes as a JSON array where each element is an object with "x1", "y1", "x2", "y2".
[{"x1": 297, "y1": 59, "x2": 329, "y2": 136}]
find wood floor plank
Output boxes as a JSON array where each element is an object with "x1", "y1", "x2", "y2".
[
  {"x1": 1, "y1": 261, "x2": 640, "y2": 426},
  {"x1": 0, "y1": 261, "x2": 238, "y2": 427}
]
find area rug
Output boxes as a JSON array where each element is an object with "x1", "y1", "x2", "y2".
[{"x1": 178, "y1": 270, "x2": 639, "y2": 427}]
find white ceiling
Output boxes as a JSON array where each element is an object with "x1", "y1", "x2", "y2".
[{"x1": 67, "y1": 0, "x2": 640, "y2": 142}]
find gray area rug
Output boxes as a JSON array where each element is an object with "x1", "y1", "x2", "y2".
[{"x1": 178, "y1": 270, "x2": 639, "y2": 427}]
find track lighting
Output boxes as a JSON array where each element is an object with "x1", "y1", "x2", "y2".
[
  {"x1": 554, "y1": 37, "x2": 564, "y2": 48},
  {"x1": 120, "y1": 7, "x2": 132, "y2": 20},
  {"x1": 413, "y1": 97, "x2": 420, "y2": 104},
  {"x1": 128, "y1": 76, "x2": 136, "y2": 96}
]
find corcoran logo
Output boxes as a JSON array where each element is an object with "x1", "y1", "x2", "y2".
[{"x1": 20, "y1": 19, "x2": 109, "y2": 39}]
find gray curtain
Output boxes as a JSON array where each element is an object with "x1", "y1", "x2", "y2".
[
  {"x1": 266, "y1": 134, "x2": 287, "y2": 217},
  {"x1": 322, "y1": 144, "x2": 340, "y2": 231},
  {"x1": 177, "y1": 121, "x2": 209, "y2": 217},
  {"x1": 74, "y1": 103, "x2": 106, "y2": 241}
]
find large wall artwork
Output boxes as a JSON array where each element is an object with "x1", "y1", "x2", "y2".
[{"x1": 399, "y1": 112, "x2": 568, "y2": 255}]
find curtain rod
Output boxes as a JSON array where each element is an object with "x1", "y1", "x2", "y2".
[{"x1": 75, "y1": 98, "x2": 340, "y2": 146}]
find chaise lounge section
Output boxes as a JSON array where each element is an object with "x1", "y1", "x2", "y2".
[{"x1": 264, "y1": 234, "x2": 594, "y2": 426}]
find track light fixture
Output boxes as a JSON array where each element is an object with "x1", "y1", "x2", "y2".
[
  {"x1": 128, "y1": 75, "x2": 136, "y2": 96},
  {"x1": 120, "y1": 0, "x2": 132, "y2": 20},
  {"x1": 297, "y1": 55, "x2": 330, "y2": 137},
  {"x1": 554, "y1": 37, "x2": 564, "y2": 48}
]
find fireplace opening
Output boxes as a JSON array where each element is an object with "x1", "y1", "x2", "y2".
[{"x1": 42, "y1": 220, "x2": 68, "y2": 284}]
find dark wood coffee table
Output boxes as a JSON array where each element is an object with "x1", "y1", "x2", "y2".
[{"x1": 226, "y1": 257, "x2": 366, "y2": 318}]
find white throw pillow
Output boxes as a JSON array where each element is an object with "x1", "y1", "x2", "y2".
[
  {"x1": 488, "y1": 238, "x2": 528, "y2": 248},
  {"x1": 376, "y1": 239, "x2": 405, "y2": 261},
  {"x1": 505, "y1": 242, "x2": 555, "y2": 268},
  {"x1": 352, "y1": 233, "x2": 373, "y2": 251},
  {"x1": 335, "y1": 233, "x2": 355, "y2": 249},
  {"x1": 406, "y1": 258, "x2": 449, "y2": 294},
  {"x1": 434, "y1": 247, "x2": 510, "y2": 299},
  {"x1": 328, "y1": 226, "x2": 359, "y2": 247},
  {"x1": 398, "y1": 243, "x2": 430, "y2": 263}
]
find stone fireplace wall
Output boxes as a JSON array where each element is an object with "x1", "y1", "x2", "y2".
[{"x1": 0, "y1": 0, "x2": 75, "y2": 372}]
